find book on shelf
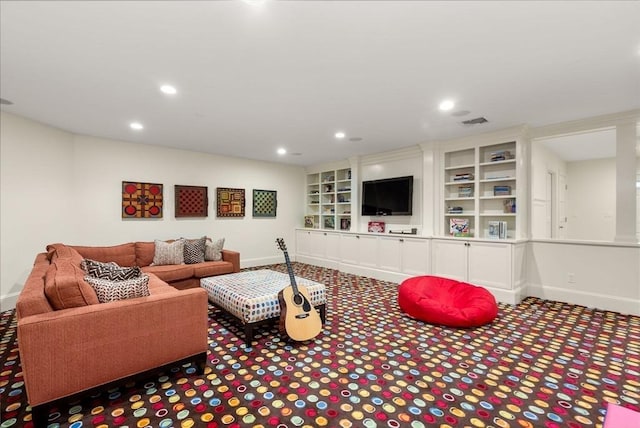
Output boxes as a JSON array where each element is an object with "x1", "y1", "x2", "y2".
[
  {"x1": 458, "y1": 184, "x2": 473, "y2": 197},
  {"x1": 493, "y1": 185, "x2": 512, "y2": 196},
  {"x1": 488, "y1": 220, "x2": 508, "y2": 239},
  {"x1": 489, "y1": 150, "x2": 513, "y2": 162},
  {"x1": 453, "y1": 173, "x2": 474, "y2": 181},
  {"x1": 447, "y1": 206, "x2": 463, "y2": 214},
  {"x1": 449, "y1": 218, "x2": 470, "y2": 237}
]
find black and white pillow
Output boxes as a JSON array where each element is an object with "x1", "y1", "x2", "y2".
[
  {"x1": 183, "y1": 236, "x2": 206, "y2": 264},
  {"x1": 85, "y1": 275, "x2": 150, "y2": 303},
  {"x1": 81, "y1": 259, "x2": 141, "y2": 280}
]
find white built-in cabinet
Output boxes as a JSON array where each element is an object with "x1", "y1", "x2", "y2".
[
  {"x1": 306, "y1": 168, "x2": 352, "y2": 231},
  {"x1": 443, "y1": 140, "x2": 520, "y2": 239},
  {"x1": 296, "y1": 229, "x2": 430, "y2": 282}
]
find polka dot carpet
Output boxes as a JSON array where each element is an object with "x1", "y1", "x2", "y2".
[{"x1": 1, "y1": 263, "x2": 639, "y2": 427}]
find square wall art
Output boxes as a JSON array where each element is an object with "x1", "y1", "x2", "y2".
[
  {"x1": 175, "y1": 185, "x2": 208, "y2": 218},
  {"x1": 252, "y1": 189, "x2": 277, "y2": 217},
  {"x1": 122, "y1": 181, "x2": 163, "y2": 218},
  {"x1": 216, "y1": 187, "x2": 245, "y2": 217}
]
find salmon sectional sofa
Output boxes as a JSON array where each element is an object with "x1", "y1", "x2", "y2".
[{"x1": 16, "y1": 241, "x2": 240, "y2": 427}]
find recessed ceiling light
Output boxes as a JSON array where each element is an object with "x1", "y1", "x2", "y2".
[
  {"x1": 439, "y1": 99, "x2": 455, "y2": 111},
  {"x1": 160, "y1": 85, "x2": 177, "y2": 95},
  {"x1": 130, "y1": 122, "x2": 144, "y2": 130},
  {"x1": 335, "y1": 132, "x2": 346, "y2": 139},
  {"x1": 277, "y1": 148, "x2": 287, "y2": 155}
]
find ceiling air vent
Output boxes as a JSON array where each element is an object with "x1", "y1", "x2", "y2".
[{"x1": 461, "y1": 117, "x2": 488, "y2": 125}]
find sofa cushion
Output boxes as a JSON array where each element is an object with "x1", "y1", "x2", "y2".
[
  {"x1": 142, "y1": 264, "x2": 194, "y2": 283},
  {"x1": 85, "y1": 275, "x2": 150, "y2": 303},
  {"x1": 44, "y1": 258, "x2": 99, "y2": 310},
  {"x1": 152, "y1": 239, "x2": 185, "y2": 266},
  {"x1": 192, "y1": 261, "x2": 234, "y2": 278},
  {"x1": 183, "y1": 237, "x2": 206, "y2": 264},
  {"x1": 72, "y1": 243, "x2": 137, "y2": 267},
  {"x1": 81, "y1": 259, "x2": 142, "y2": 280},
  {"x1": 46, "y1": 243, "x2": 84, "y2": 265},
  {"x1": 134, "y1": 241, "x2": 155, "y2": 267},
  {"x1": 205, "y1": 237, "x2": 225, "y2": 261}
]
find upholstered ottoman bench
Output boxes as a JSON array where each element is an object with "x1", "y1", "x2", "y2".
[{"x1": 201, "y1": 269, "x2": 326, "y2": 344}]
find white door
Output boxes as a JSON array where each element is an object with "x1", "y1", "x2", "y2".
[
  {"x1": 545, "y1": 171, "x2": 553, "y2": 238},
  {"x1": 558, "y1": 173, "x2": 568, "y2": 239}
]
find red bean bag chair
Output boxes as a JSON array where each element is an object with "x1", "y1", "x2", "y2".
[{"x1": 398, "y1": 275, "x2": 498, "y2": 327}]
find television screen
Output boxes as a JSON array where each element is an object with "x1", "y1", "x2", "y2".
[{"x1": 361, "y1": 176, "x2": 413, "y2": 216}]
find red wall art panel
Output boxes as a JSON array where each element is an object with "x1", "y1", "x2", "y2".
[
  {"x1": 175, "y1": 185, "x2": 208, "y2": 218},
  {"x1": 122, "y1": 181, "x2": 163, "y2": 219},
  {"x1": 216, "y1": 187, "x2": 245, "y2": 217}
]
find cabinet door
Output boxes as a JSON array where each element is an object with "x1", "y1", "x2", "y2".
[
  {"x1": 431, "y1": 239, "x2": 468, "y2": 282},
  {"x1": 325, "y1": 232, "x2": 341, "y2": 261},
  {"x1": 340, "y1": 234, "x2": 360, "y2": 265},
  {"x1": 308, "y1": 231, "x2": 327, "y2": 259},
  {"x1": 401, "y1": 238, "x2": 430, "y2": 276},
  {"x1": 357, "y1": 235, "x2": 379, "y2": 268},
  {"x1": 467, "y1": 241, "x2": 512, "y2": 289},
  {"x1": 296, "y1": 230, "x2": 312, "y2": 256},
  {"x1": 378, "y1": 236, "x2": 402, "y2": 272}
]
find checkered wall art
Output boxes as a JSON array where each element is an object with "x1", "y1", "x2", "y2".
[
  {"x1": 122, "y1": 181, "x2": 163, "y2": 218},
  {"x1": 252, "y1": 189, "x2": 277, "y2": 217},
  {"x1": 175, "y1": 185, "x2": 208, "y2": 218},
  {"x1": 216, "y1": 187, "x2": 245, "y2": 217}
]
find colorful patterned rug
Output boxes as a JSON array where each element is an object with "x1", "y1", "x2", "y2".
[{"x1": 1, "y1": 263, "x2": 639, "y2": 428}]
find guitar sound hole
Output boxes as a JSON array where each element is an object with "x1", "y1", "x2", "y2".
[{"x1": 293, "y1": 294, "x2": 304, "y2": 306}]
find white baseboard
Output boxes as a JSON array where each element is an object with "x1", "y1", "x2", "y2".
[
  {"x1": 241, "y1": 256, "x2": 285, "y2": 268},
  {"x1": 527, "y1": 284, "x2": 640, "y2": 316},
  {"x1": 0, "y1": 292, "x2": 19, "y2": 312}
]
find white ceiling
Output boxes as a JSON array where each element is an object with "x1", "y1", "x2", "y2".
[{"x1": 1, "y1": 1, "x2": 639, "y2": 167}]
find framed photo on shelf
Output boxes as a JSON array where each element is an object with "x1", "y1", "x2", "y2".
[
  {"x1": 340, "y1": 218, "x2": 351, "y2": 231},
  {"x1": 304, "y1": 215, "x2": 315, "y2": 228}
]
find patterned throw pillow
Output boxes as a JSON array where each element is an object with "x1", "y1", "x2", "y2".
[
  {"x1": 81, "y1": 258, "x2": 141, "y2": 280},
  {"x1": 205, "y1": 237, "x2": 225, "y2": 261},
  {"x1": 152, "y1": 239, "x2": 185, "y2": 265},
  {"x1": 183, "y1": 236, "x2": 206, "y2": 264},
  {"x1": 85, "y1": 275, "x2": 150, "y2": 303}
]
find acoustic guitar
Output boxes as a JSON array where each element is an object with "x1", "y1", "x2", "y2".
[{"x1": 276, "y1": 238, "x2": 323, "y2": 341}]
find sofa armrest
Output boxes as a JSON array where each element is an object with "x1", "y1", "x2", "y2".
[
  {"x1": 17, "y1": 287, "x2": 208, "y2": 407},
  {"x1": 222, "y1": 249, "x2": 240, "y2": 272}
]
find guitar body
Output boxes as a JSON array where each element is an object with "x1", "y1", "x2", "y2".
[
  {"x1": 275, "y1": 237, "x2": 323, "y2": 342},
  {"x1": 278, "y1": 284, "x2": 323, "y2": 341}
]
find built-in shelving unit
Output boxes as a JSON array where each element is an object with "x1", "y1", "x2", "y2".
[
  {"x1": 443, "y1": 141, "x2": 518, "y2": 239},
  {"x1": 306, "y1": 167, "x2": 352, "y2": 230}
]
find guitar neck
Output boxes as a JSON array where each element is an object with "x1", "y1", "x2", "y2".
[{"x1": 282, "y1": 250, "x2": 299, "y2": 294}]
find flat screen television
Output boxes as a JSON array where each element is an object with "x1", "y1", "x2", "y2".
[{"x1": 361, "y1": 176, "x2": 413, "y2": 216}]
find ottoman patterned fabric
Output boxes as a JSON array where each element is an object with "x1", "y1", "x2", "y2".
[{"x1": 201, "y1": 270, "x2": 326, "y2": 324}]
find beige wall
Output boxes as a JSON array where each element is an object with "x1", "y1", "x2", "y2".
[{"x1": 0, "y1": 112, "x2": 306, "y2": 309}]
